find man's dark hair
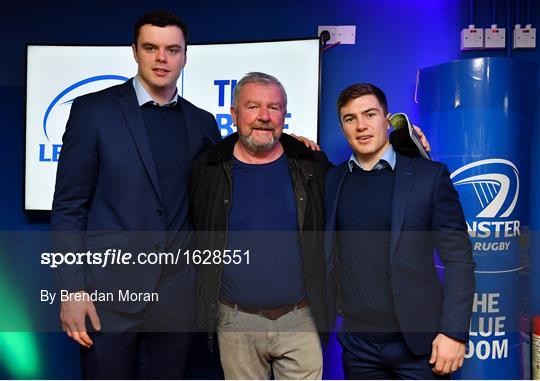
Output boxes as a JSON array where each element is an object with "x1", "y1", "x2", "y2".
[
  {"x1": 134, "y1": 10, "x2": 188, "y2": 46},
  {"x1": 337, "y1": 83, "x2": 388, "y2": 124}
]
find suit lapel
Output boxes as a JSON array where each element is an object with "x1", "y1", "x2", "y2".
[
  {"x1": 390, "y1": 154, "x2": 414, "y2": 265},
  {"x1": 117, "y1": 81, "x2": 163, "y2": 203}
]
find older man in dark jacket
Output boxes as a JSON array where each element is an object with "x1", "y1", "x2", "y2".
[{"x1": 190, "y1": 72, "x2": 331, "y2": 379}]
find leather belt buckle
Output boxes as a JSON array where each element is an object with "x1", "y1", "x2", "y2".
[
  {"x1": 260, "y1": 307, "x2": 288, "y2": 320},
  {"x1": 259, "y1": 299, "x2": 309, "y2": 320},
  {"x1": 220, "y1": 299, "x2": 309, "y2": 320}
]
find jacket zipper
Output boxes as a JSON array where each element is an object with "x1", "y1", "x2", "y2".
[{"x1": 216, "y1": 160, "x2": 233, "y2": 306}]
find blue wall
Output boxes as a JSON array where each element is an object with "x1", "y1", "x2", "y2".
[{"x1": 1, "y1": 0, "x2": 539, "y2": 378}]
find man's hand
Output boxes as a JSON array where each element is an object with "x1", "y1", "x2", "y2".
[
  {"x1": 429, "y1": 333, "x2": 466, "y2": 375},
  {"x1": 413, "y1": 126, "x2": 431, "y2": 152},
  {"x1": 290, "y1": 133, "x2": 321, "y2": 151},
  {"x1": 60, "y1": 290, "x2": 101, "y2": 347}
]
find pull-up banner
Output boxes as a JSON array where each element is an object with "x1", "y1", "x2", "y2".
[{"x1": 418, "y1": 58, "x2": 538, "y2": 379}]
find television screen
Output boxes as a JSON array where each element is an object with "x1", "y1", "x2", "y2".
[{"x1": 25, "y1": 39, "x2": 320, "y2": 210}]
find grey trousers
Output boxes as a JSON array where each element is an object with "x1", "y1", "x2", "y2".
[{"x1": 216, "y1": 302, "x2": 323, "y2": 380}]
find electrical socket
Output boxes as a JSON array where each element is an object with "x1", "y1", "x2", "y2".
[
  {"x1": 318, "y1": 25, "x2": 356, "y2": 45},
  {"x1": 513, "y1": 24, "x2": 536, "y2": 49},
  {"x1": 461, "y1": 25, "x2": 484, "y2": 50},
  {"x1": 484, "y1": 25, "x2": 505, "y2": 49}
]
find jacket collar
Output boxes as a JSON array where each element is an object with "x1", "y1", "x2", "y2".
[
  {"x1": 116, "y1": 78, "x2": 163, "y2": 202},
  {"x1": 207, "y1": 132, "x2": 315, "y2": 163},
  {"x1": 132, "y1": 75, "x2": 178, "y2": 107},
  {"x1": 389, "y1": 152, "x2": 414, "y2": 263}
]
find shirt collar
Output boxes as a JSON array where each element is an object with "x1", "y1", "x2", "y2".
[
  {"x1": 132, "y1": 76, "x2": 178, "y2": 107},
  {"x1": 348, "y1": 144, "x2": 396, "y2": 172}
]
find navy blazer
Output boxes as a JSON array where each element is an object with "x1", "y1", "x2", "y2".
[
  {"x1": 325, "y1": 152, "x2": 475, "y2": 355},
  {"x1": 51, "y1": 79, "x2": 221, "y2": 313}
]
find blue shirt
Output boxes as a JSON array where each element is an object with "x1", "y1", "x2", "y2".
[
  {"x1": 219, "y1": 155, "x2": 307, "y2": 308},
  {"x1": 136, "y1": 78, "x2": 190, "y2": 275},
  {"x1": 348, "y1": 144, "x2": 396, "y2": 172},
  {"x1": 337, "y1": 162, "x2": 398, "y2": 333},
  {"x1": 133, "y1": 76, "x2": 178, "y2": 107}
]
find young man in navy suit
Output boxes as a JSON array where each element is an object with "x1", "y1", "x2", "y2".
[
  {"x1": 51, "y1": 11, "x2": 221, "y2": 379},
  {"x1": 325, "y1": 84, "x2": 475, "y2": 379}
]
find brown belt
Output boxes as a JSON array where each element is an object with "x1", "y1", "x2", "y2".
[{"x1": 219, "y1": 299, "x2": 309, "y2": 320}]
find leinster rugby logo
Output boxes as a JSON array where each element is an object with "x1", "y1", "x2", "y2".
[
  {"x1": 42, "y1": 75, "x2": 128, "y2": 142},
  {"x1": 450, "y1": 159, "x2": 519, "y2": 219},
  {"x1": 451, "y1": 159, "x2": 520, "y2": 244},
  {"x1": 38, "y1": 75, "x2": 128, "y2": 163}
]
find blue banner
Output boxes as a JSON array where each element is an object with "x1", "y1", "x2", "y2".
[{"x1": 418, "y1": 58, "x2": 538, "y2": 379}]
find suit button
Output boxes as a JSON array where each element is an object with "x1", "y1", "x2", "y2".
[
  {"x1": 156, "y1": 209, "x2": 162, "y2": 216},
  {"x1": 154, "y1": 244, "x2": 160, "y2": 250},
  {"x1": 224, "y1": 199, "x2": 229, "y2": 204}
]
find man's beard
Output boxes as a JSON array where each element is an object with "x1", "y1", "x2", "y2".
[{"x1": 238, "y1": 125, "x2": 281, "y2": 153}]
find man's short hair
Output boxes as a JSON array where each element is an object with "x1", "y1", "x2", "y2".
[
  {"x1": 337, "y1": 83, "x2": 388, "y2": 124},
  {"x1": 233, "y1": 72, "x2": 288, "y2": 110},
  {"x1": 134, "y1": 10, "x2": 188, "y2": 45}
]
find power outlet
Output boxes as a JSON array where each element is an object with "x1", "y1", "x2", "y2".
[
  {"x1": 318, "y1": 25, "x2": 356, "y2": 45},
  {"x1": 484, "y1": 25, "x2": 505, "y2": 49},
  {"x1": 461, "y1": 25, "x2": 484, "y2": 50},
  {"x1": 513, "y1": 24, "x2": 536, "y2": 49}
]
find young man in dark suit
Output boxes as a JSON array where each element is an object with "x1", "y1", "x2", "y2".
[
  {"x1": 325, "y1": 83, "x2": 475, "y2": 379},
  {"x1": 51, "y1": 11, "x2": 221, "y2": 379}
]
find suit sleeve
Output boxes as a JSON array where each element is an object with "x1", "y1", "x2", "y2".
[
  {"x1": 50, "y1": 97, "x2": 98, "y2": 292},
  {"x1": 431, "y1": 163, "x2": 476, "y2": 342},
  {"x1": 207, "y1": 112, "x2": 222, "y2": 144},
  {"x1": 314, "y1": 150, "x2": 333, "y2": 177}
]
